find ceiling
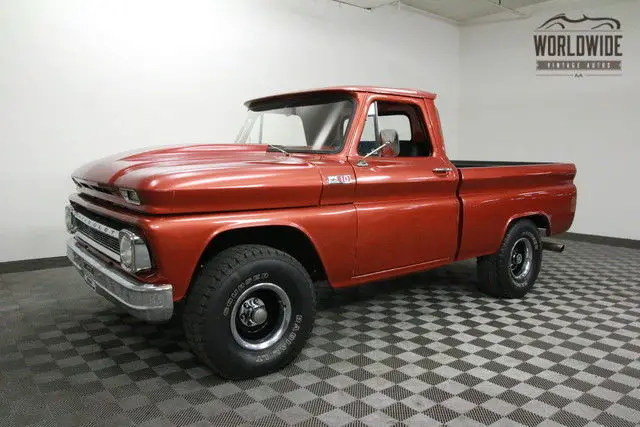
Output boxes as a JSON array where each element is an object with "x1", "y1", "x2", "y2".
[{"x1": 331, "y1": 0, "x2": 555, "y2": 22}]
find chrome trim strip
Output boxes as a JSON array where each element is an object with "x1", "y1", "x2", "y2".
[
  {"x1": 75, "y1": 177, "x2": 99, "y2": 187},
  {"x1": 67, "y1": 238, "x2": 173, "y2": 322},
  {"x1": 75, "y1": 233, "x2": 121, "y2": 262},
  {"x1": 72, "y1": 210, "x2": 120, "y2": 238}
]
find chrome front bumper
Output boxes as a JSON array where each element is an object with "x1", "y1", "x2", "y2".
[{"x1": 66, "y1": 238, "x2": 173, "y2": 322}]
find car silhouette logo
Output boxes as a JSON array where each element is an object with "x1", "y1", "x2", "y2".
[{"x1": 537, "y1": 14, "x2": 621, "y2": 31}]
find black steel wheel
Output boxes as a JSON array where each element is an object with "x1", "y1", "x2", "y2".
[{"x1": 477, "y1": 219, "x2": 542, "y2": 298}]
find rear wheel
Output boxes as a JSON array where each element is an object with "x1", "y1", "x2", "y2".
[
  {"x1": 477, "y1": 219, "x2": 542, "y2": 298},
  {"x1": 183, "y1": 244, "x2": 316, "y2": 379}
]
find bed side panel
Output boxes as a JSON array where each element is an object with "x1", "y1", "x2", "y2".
[{"x1": 456, "y1": 163, "x2": 577, "y2": 260}]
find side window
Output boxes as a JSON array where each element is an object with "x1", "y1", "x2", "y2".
[
  {"x1": 357, "y1": 101, "x2": 432, "y2": 157},
  {"x1": 360, "y1": 116, "x2": 376, "y2": 141},
  {"x1": 357, "y1": 103, "x2": 380, "y2": 156},
  {"x1": 378, "y1": 114, "x2": 411, "y2": 140}
]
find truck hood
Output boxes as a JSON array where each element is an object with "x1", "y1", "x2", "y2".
[{"x1": 71, "y1": 144, "x2": 323, "y2": 214}]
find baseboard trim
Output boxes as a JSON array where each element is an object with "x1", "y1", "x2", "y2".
[
  {"x1": 0, "y1": 256, "x2": 71, "y2": 274},
  {"x1": 555, "y1": 232, "x2": 640, "y2": 250},
  {"x1": 0, "y1": 232, "x2": 637, "y2": 274}
]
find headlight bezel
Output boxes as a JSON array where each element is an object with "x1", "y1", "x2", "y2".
[{"x1": 118, "y1": 229, "x2": 152, "y2": 273}]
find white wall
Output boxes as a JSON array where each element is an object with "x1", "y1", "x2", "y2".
[
  {"x1": 9, "y1": 0, "x2": 635, "y2": 263},
  {"x1": 459, "y1": 0, "x2": 640, "y2": 239},
  {"x1": 0, "y1": 0, "x2": 460, "y2": 262}
]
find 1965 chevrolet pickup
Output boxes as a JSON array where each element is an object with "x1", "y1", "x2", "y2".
[{"x1": 65, "y1": 86, "x2": 577, "y2": 379}]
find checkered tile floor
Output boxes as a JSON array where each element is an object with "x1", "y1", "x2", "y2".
[{"x1": 1, "y1": 238, "x2": 640, "y2": 427}]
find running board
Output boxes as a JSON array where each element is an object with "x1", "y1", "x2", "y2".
[{"x1": 542, "y1": 241, "x2": 565, "y2": 253}]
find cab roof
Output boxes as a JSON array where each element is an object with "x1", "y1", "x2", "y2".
[{"x1": 245, "y1": 85, "x2": 436, "y2": 107}]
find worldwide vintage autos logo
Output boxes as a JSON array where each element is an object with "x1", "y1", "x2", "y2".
[{"x1": 534, "y1": 14, "x2": 622, "y2": 77}]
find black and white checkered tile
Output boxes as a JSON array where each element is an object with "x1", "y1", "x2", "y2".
[{"x1": 1, "y1": 239, "x2": 639, "y2": 426}]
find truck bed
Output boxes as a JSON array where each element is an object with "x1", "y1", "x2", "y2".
[{"x1": 452, "y1": 160, "x2": 577, "y2": 261}]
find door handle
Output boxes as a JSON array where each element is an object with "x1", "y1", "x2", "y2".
[{"x1": 432, "y1": 167, "x2": 452, "y2": 174}]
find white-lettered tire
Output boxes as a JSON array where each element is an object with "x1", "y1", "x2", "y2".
[
  {"x1": 183, "y1": 244, "x2": 316, "y2": 379},
  {"x1": 477, "y1": 219, "x2": 542, "y2": 298}
]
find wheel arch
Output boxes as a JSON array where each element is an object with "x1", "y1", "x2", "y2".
[
  {"x1": 188, "y1": 224, "x2": 328, "y2": 295},
  {"x1": 504, "y1": 211, "x2": 551, "y2": 237}
]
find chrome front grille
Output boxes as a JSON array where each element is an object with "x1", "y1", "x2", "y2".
[
  {"x1": 76, "y1": 221, "x2": 119, "y2": 253},
  {"x1": 71, "y1": 206, "x2": 122, "y2": 261}
]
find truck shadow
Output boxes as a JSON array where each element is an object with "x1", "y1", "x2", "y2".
[{"x1": 317, "y1": 260, "x2": 480, "y2": 311}]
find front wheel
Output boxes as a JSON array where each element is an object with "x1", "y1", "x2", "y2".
[
  {"x1": 477, "y1": 219, "x2": 542, "y2": 298},
  {"x1": 183, "y1": 244, "x2": 316, "y2": 379}
]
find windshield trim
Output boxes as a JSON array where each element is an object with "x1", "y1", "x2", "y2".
[{"x1": 240, "y1": 92, "x2": 357, "y2": 155}]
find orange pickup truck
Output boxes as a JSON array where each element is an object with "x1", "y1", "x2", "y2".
[{"x1": 65, "y1": 86, "x2": 577, "y2": 379}]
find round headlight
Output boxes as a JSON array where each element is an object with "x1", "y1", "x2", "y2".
[
  {"x1": 65, "y1": 205, "x2": 77, "y2": 233},
  {"x1": 119, "y1": 232, "x2": 134, "y2": 268}
]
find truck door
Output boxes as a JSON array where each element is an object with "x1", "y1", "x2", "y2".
[{"x1": 348, "y1": 97, "x2": 460, "y2": 277}]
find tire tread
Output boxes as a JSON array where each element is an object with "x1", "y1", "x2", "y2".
[{"x1": 182, "y1": 244, "x2": 315, "y2": 378}]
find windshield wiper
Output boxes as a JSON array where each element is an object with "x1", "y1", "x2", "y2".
[{"x1": 267, "y1": 144, "x2": 290, "y2": 156}]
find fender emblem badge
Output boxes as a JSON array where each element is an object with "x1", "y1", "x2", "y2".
[{"x1": 327, "y1": 175, "x2": 353, "y2": 185}]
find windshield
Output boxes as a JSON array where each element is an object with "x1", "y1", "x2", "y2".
[{"x1": 234, "y1": 94, "x2": 355, "y2": 153}]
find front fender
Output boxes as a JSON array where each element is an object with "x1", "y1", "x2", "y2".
[{"x1": 142, "y1": 205, "x2": 357, "y2": 301}]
